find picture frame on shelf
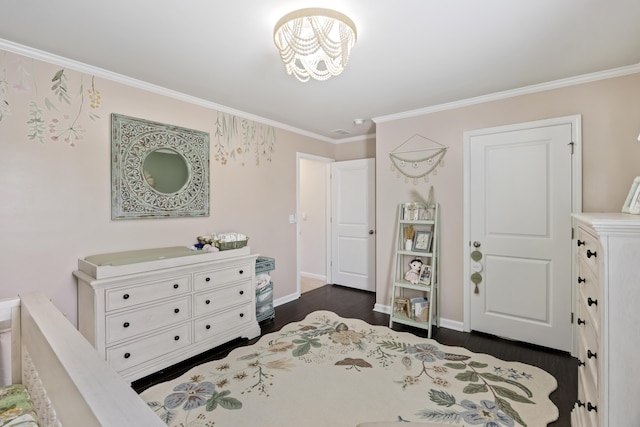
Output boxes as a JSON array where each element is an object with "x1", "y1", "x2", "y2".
[
  {"x1": 412, "y1": 230, "x2": 432, "y2": 252},
  {"x1": 418, "y1": 265, "x2": 432, "y2": 285},
  {"x1": 621, "y1": 176, "x2": 640, "y2": 214}
]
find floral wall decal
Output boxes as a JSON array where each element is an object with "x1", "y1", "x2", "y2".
[
  {"x1": 0, "y1": 52, "x2": 102, "y2": 146},
  {"x1": 212, "y1": 112, "x2": 276, "y2": 166}
]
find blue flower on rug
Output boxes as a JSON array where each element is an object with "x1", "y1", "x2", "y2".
[
  {"x1": 459, "y1": 399, "x2": 515, "y2": 426},
  {"x1": 165, "y1": 381, "x2": 215, "y2": 410},
  {"x1": 406, "y1": 343, "x2": 446, "y2": 362}
]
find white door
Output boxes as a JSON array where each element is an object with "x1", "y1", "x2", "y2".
[
  {"x1": 331, "y1": 159, "x2": 376, "y2": 291},
  {"x1": 465, "y1": 117, "x2": 580, "y2": 352}
]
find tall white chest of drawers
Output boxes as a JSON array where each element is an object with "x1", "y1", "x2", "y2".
[
  {"x1": 74, "y1": 247, "x2": 260, "y2": 383},
  {"x1": 571, "y1": 213, "x2": 640, "y2": 427}
]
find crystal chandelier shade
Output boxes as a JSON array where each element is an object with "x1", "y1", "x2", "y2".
[{"x1": 273, "y1": 8, "x2": 357, "y2": 82}]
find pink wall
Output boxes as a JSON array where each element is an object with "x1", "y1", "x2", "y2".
[
  {"x1": 376, "y1": 72, "x2": 640, "y2": 324},
  {"x1": 0, "y1": 48, "x2": 352, "y2": 323}
]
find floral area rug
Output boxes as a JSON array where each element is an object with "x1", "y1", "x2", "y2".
[{"x1": 140, "y1": 311, "x2": 558, "y2": 427}]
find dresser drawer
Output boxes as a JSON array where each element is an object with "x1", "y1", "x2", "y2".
[
  {"x1": 577, "y1": 226, "x2": 600, "y2": 277},
  {"x1": 194, "y1": 263, "x2": 253, "y2": 289},
  {"x1": 577, "y1": 324, "x2": 599, "y2": 390},
  {"x1": 576, "y1": 366, "x2": 599, "y2": 427},
  {"x1": 105, "y1": 276, "x2": 190, "y2": 311},
  {"x1": 106, "y1": 296, "x2": 191, "y2": 344},
  {"x1": 578, "y1": 281, "x2": 600, "y2": 338},
  {"x1": 193, "y1": 281, "x2": 253, "y2": 316},
  {"x1": 107, "y1": 323, "x2": 192, "y2": 372},
  {"x1": 194, "y1": 304, "x2": 253, "y2": 342}
]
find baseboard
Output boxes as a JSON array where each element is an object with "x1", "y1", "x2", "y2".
[
  {"x1": 300, "y1": 272, "x2": 326, "y2": 281},
  {"x1": 374, "y1": 303, "x2": 464, "y2": 332},
  {"x1": 273, "y1": 292, "x2": 300, "y2": 308}
]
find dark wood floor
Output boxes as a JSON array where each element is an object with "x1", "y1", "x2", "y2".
[{"x1": 133, "y1": 284, "x2": 576, "y2": 427}]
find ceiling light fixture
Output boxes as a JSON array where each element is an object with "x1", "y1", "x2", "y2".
[{"x1": 273, "y1": 8, "x2": 357, "y2": 82}]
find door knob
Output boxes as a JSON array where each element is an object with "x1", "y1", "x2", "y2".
[{"x1": 473, "y1": 241, "x2": 481, "y2": 248}]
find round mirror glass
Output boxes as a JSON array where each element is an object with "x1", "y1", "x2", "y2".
[{"x1": 142, "y1": 148, "x2": 190, "y2": 194}]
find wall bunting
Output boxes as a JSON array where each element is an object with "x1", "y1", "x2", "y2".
[{"x1": 389, "y1": 134, "x2": 447, "y2": 185}]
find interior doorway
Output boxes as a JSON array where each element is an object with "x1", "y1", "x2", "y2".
[{"x1": 297, "y1": 154, "x2": 333, "y2": 294}]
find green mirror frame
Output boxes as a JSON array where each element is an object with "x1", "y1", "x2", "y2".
[{"x1": 111, "y1": 114, "x2": 210, "y2": 220}]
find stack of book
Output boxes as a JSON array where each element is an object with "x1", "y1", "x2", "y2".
[{"x1": 394, "y1": 296, "x2": 430, "y2": 322}]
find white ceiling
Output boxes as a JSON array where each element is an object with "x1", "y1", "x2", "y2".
[{"x1": 2, "y1": 0, "x2": 639, "y2": 142}]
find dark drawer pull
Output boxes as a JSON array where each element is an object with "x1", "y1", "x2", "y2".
[
  {"x1": 239, "y1": 290, "x2": 244, "y2": 295},
  {"x1": 206, "y1": 324, "x2": 211, "y2": 330},
  {"x1": 239, "y1": 269, "x2": 244, "y2": 275},
  {"x1": 577, "y1": 240, "x2": 585, "y2": 247},
  {"x1": 174, "y1": 308, "x2": 180, "y2": 314},
  {"x1": 578, "y1": 276, "x2": 585, "y2": 284},
  {"x1": 123, "y1": 322, "x2": 130, "y2": 328},
  {"x1": 586, "y1": 249, "x2": 597, "y2": 258},
  {"x1": 205, "y1": 299, "x2": 211, "y2": 305},
  {"x1": 577, "y1": 400, "x2": 585, "y2": 408},
  {"x1": 123, "y1": 294, "x2": 130, "y2": 300},
  {"x1": 239, "y1": 313, "x2": 244, "y2": 318},
  {"x1": 173, "y1": 284, "x2": 179, "y2": 289},
  {"x1": 587, "y1": 349, "x2": 597, "y2": 359},
  {"x1": 124, "y1": 352, "x2": 131, "y2": 359},
  {"x1": 577, "y1": 359, "x2": 585, "y2": 367},
  {"x1": 588, "y1": 297, "x2": 597, "y2": 307},
  {"x1": 577, "y1": 318, "x2": 585, "y2": 325},
  {"x1": 174, "y1": 336, "x2": 180, "y2": 341},
  {"x1": 205, "y1": 277, "x2": 211, "y2": 282},
  {"x1": 587, "y1": 402, "x2": 597, "y2": 412}
]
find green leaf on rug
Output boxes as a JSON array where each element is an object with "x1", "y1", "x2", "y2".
[
  {"x1": 455, "y1": 370, "x2": 479, "y2": 382},
  {"x1": 496, "y1": 397, "x2": 527, "y2": 427},
  {"x1": 468, "y1": 361, "x2": 488, "y2": 368},
  {"x1": 443, "y1": 362, "x2": 467, "y2": 370},
  {"x1": 428, "y1": 389, "x2": 457, "y2": 407},
  {"x1": 378, "y1": 340, "x2": 409, "y2": 352},
  {"x1": 492, "y1": 385, "x2": 534, "y2": 404},
  {"x1": 443, "y1": 353, "x2": 471, "y2": 361},
  {"x1": 415, "y1": 408, "x2": 460, "y2": 422},
  {"x1": 463, "y1": 383, "x2": 488, "y2": 394},
  {"x1": 206, "y1": 390, "x2": 242, "y2": 411}
]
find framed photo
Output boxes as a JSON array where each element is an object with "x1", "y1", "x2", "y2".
[
  {"x1": 412, "y1": 230, "x2": 432, "y2": 252},
  {"x1": 622, "y1": 177, "x2": 640, "y2": 214},
  {"x1": 418, "y1": 265, "x2": 432, "y2": 285}
]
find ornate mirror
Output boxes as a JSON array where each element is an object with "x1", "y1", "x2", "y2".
[{"x1": 111, "y1": 114, "x2": 210, "y2": 219}]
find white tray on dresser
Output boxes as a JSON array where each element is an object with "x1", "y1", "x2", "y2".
[{"x1": 74, "y1": 246, "x2": 260, "y2": 383}]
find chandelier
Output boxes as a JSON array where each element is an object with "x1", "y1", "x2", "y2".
[{"x1": 273, "y1": 8, "x2": 357, "y2": 82}]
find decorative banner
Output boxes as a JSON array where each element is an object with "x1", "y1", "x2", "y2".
[{"x1": 389, "y1": 134, "x2": 448, "y2": 185}]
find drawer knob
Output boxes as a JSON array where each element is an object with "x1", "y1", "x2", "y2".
[
  {"x1": 124, "y1": 352, "x2": 131, "y2": 359},
  {"x1": 174, "y1": 308, "x2": 180, "y2": 314},
  {"x1": 239, "y1": 313, "x2": 244, "y2": 318},
  {"x1": 577, "y1": 276, "x2": 585, "y2": 284},
  {"x1": 239, "y1": 290, "x2": 244, "y2": 295},
  {"x1": 123, "y1": 322, "x2": 130, "y2": 328},
  {"x1": 577, "y1": 318, "x2": 585, "y2": 326},
  {"x1": 577, "y1": 359, "x2": 585, "y2": 367},
  {"x1": 239, "y1": 269, "x2": 244, "y2": 275},
  {"x1": 577, "y1": 400, "x2": 585, "y2": 408},
  {"x1": 174, "y1": 336, "x2": 180, "y2": 341},
  {"x1": 123, "y1": 294, "x2": 130, "y2": 300},
  {"x1": 586, "y1": 249, "x2": 597, "y2": 258},
  {"x1": 205, "y1": 299, "x2": 211, "y2": 305},
  {"x1": 587, "y1": 402, "x2": 597, "y2": 412},
  {"x1": 205, "y1": 324, "x2": 211, "y2": 330},
  {"x1": 588, "y1": 297, "x2": 598, "y2": 307},
  {"x1": 205, "y1": 277, "x2": 211, "y2": 282},
  {"x1": 587, "y1": 349, "x2": 597, "y2": 359},
  {"x1": 577, "y1": 240, "x2": 585, "y2": 247},
  {"x1": 173, "y1": 284, "x2": 179, "y2": 289}
]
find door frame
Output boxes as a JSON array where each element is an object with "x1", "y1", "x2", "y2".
[
  {"x1": 296, "y1": 153, "x2": 334, "y2": 296},
  {"x1": 462, "y1": 115, "x2": 582, "y2": 354}
]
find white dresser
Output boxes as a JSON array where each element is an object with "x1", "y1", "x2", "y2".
[
  {"x1": 571, "y1": 213, "x2": 640, "y2": 426},
  {"x1": 73, "y1": 246, "x2": 260, "y2": 383}
]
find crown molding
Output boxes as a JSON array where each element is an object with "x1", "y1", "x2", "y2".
[
  {"x1": 0, "y1": 38, "x2": 342, "y2": 143},
  {"x1": 373, "y1": 63, "x2": 640, "y2": 124}
]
